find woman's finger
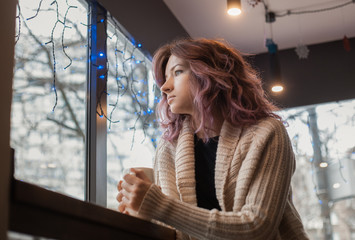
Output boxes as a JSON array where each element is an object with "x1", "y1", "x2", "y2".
[
  {"x1": 117, "y1": 201, "x2": 126, "y2": 213},
  {"x1": 117, "y1": 180, "x2": 123, "y2": 191},
  {"x1": 121, "y1": 188, "x2": 131, "y2": 201},
  {"x1": 121, "y1": 178, "x2": 135, "y2": 193},
  {"x1": 116, "y1": 190, "x2": 123, "y2": 202},
  {"x1": 121, "y1": 196, "x2": 131, "y2": 209},
  {"x1": 123, "y1": 173, "x2": 140, "y2": 185},
  {"x1": 131, "y1": 168, "x2": 152, "y2": 183}
]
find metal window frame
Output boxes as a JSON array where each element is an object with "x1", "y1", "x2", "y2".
[{"x1": 86, "y1": 0, "x2": 108, "y2": 207}]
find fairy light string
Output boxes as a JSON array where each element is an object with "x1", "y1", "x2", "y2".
[
  {"x1": 253, "y1": 0, "x2": 355, "y2": 18},
  {"x1": 62, "y1": 0, "x2": 78, "y2": 70},
  {"x1": 15, "y1": 4, "x2": 21, "y2": 44},
  {"x1": 87, "y1": 11, "x2": 160, "y2": 148},
  {"x1": 105, "y1": 16, "x2": 159, "y2": 148},
  {"x1": 16, "y1": 0, "x2": 162, "y2": 149},
  {"x1": 275, "y1": 0, "x2": 355, "y2": 17},
  {"x1": 24, "y1": 0, "x2": 80, "y2": 112}
]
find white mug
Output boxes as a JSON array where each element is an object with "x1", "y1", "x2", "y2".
[{"x1": 123, "y1": 167, "x2": 154, "y2": 183}]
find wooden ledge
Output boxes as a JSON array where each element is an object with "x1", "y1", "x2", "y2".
[{"x1": 9, "y1": 179, "x2": 175, "y2": 240}]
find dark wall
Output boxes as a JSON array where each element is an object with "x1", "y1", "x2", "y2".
[
  {"x1": 96, "y1": 0, "x2": 354, "y2": 109},
  {"x1": 0, "y1": 0, "x2": 16, "y2": 238},
  {"x1": 96, "y1": 0, "x2": 189, "y2": 58},
  {"x1": 250, "y1": 38, "x2": 355, "y2": 109}
]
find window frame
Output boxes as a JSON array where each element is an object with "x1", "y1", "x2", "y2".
[
  {"x1": 86, "y1": 0, "x2": 108, "y2": 207},
  {"x1": 7, "y1": 0, "x2": 175, "y2": 238}
]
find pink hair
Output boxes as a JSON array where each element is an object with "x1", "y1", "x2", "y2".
[{"x1": 153, "y1": 38, "x2": 280, "y2": 142}]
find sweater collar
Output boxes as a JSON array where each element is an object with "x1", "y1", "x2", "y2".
[{"x1": 175, "y1": 118, "x2": 243, "y2": 209}]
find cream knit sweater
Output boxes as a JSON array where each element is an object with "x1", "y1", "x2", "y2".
[{"x1": 138, "y1": 117, "x2": 309, "y2": 240}]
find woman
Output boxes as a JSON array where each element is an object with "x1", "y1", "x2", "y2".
[{"x1": 117, "y1": 38, "x2": 309, "y2": 240}]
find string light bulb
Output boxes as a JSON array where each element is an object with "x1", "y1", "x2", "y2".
[
  {"x1": 271, "y1": 84, "x2": 284, "y2": 93},
  {"x1": 319, "y1": 162, "x2": 328, "y2": 168},
  {"x1": 227, "y1": 0, "x2": 242, "y2": 16}
]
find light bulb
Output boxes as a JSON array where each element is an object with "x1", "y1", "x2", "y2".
[
  {"x1": 227, "y1": 0, "x2": 242, "y2": 16},
  {"x1": 319, "y1": 162, "x2": 328, "y2": 168},
  {"x1": 228, "y1": 8, "x2": 241, "y2": 16},
  {"x1": 271, "y1": 85, "x2": 283, "y2": 92}
]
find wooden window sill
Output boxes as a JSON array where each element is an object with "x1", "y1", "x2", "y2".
[{"x1": 9, "y1": 179, "x2": 175, "y2": 240}]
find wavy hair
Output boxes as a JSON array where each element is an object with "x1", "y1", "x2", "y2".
[{"x1": 153, "y1": 38, "x2": 280, "y2": 142}]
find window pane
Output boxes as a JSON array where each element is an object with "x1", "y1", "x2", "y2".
[
  {"x1": 278, "y1": 99, "x2": 355, "y2": 239},
  {"x1": 11, "y1": 0, "x2": 88, "y2": 200},
  {"x1": 105, "y1": 17, "x2": 161, "y2": 209}
]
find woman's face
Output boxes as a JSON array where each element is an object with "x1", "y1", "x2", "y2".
[{"x1": 161, "y1": 55, "x2": 194, "y2": 115}]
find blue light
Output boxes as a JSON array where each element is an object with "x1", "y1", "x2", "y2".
[
  {"x1": 100, "y1": 19, "x2": 104, "y2": 23},
  {"x1": 100, "y1": 115, "x2": 104, "y2": 118},
  {"x1": 99, "y1": 75, "x2": 105, "y2": 79},
  {"x1": 135, "y1": 60, "x2": 141, "y2": 64},
  {"x1": 99, "y1": 52, "x2": 104, "y2": 57},
  {"x1": 138, "y1": 43, "x2": 142, "y2": 48},
  {"x1": 98, "y1": 65, "x2": 104, "y2": 70}
]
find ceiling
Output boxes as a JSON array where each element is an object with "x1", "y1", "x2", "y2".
[{"x1": 163, "y1": 0, "x2": 355, "y2": 54}]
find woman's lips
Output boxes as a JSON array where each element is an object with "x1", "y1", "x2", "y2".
[{"x1": 167, "y1": 96, "x2": 175, "y2": 105}]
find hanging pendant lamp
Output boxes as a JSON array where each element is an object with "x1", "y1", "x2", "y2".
[{"x1": 227, "y1": 0, "x2": 242, "y2": 16}]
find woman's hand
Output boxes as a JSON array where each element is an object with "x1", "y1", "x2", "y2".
[{"x1": 116, "y1": 168, "x2": 153, "y2": 213}]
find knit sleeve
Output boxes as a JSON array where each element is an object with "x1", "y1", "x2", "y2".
[{"x1": 138, "y1": 120, "x2": 297, "y2": 240}]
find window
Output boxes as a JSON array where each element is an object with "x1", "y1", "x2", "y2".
[
  {"x1": 7, "y1": 1, "x2": 174, "y2": 239},
  {"x1": 11, "y1": 0, "x2": 159, "y2": 208},
  {"x1": 279, "y1": 99, "x2": 355, "y2": 239},
  {"x1": 12, "y1": 0, "x2": 88, "y2": 200},
  {"x1": 105, "y1": 18, "x2": 160, "y2": 209}
]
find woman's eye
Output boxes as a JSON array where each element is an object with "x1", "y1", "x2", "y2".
[{"x1": 174, "y1": 70, "x2": 183, "y2": 76}]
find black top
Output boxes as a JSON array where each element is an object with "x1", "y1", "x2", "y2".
[{"x1": 194, "y1": 135, "x2": 222, "y2": 211}]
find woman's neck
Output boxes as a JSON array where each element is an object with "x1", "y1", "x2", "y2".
[{"x1": 192, "y1": 113, "x2": 224, "y2": 139}]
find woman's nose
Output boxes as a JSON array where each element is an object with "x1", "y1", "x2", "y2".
[{"x1": 160, "y1": 78, "x2": 173, "y2": 94}]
